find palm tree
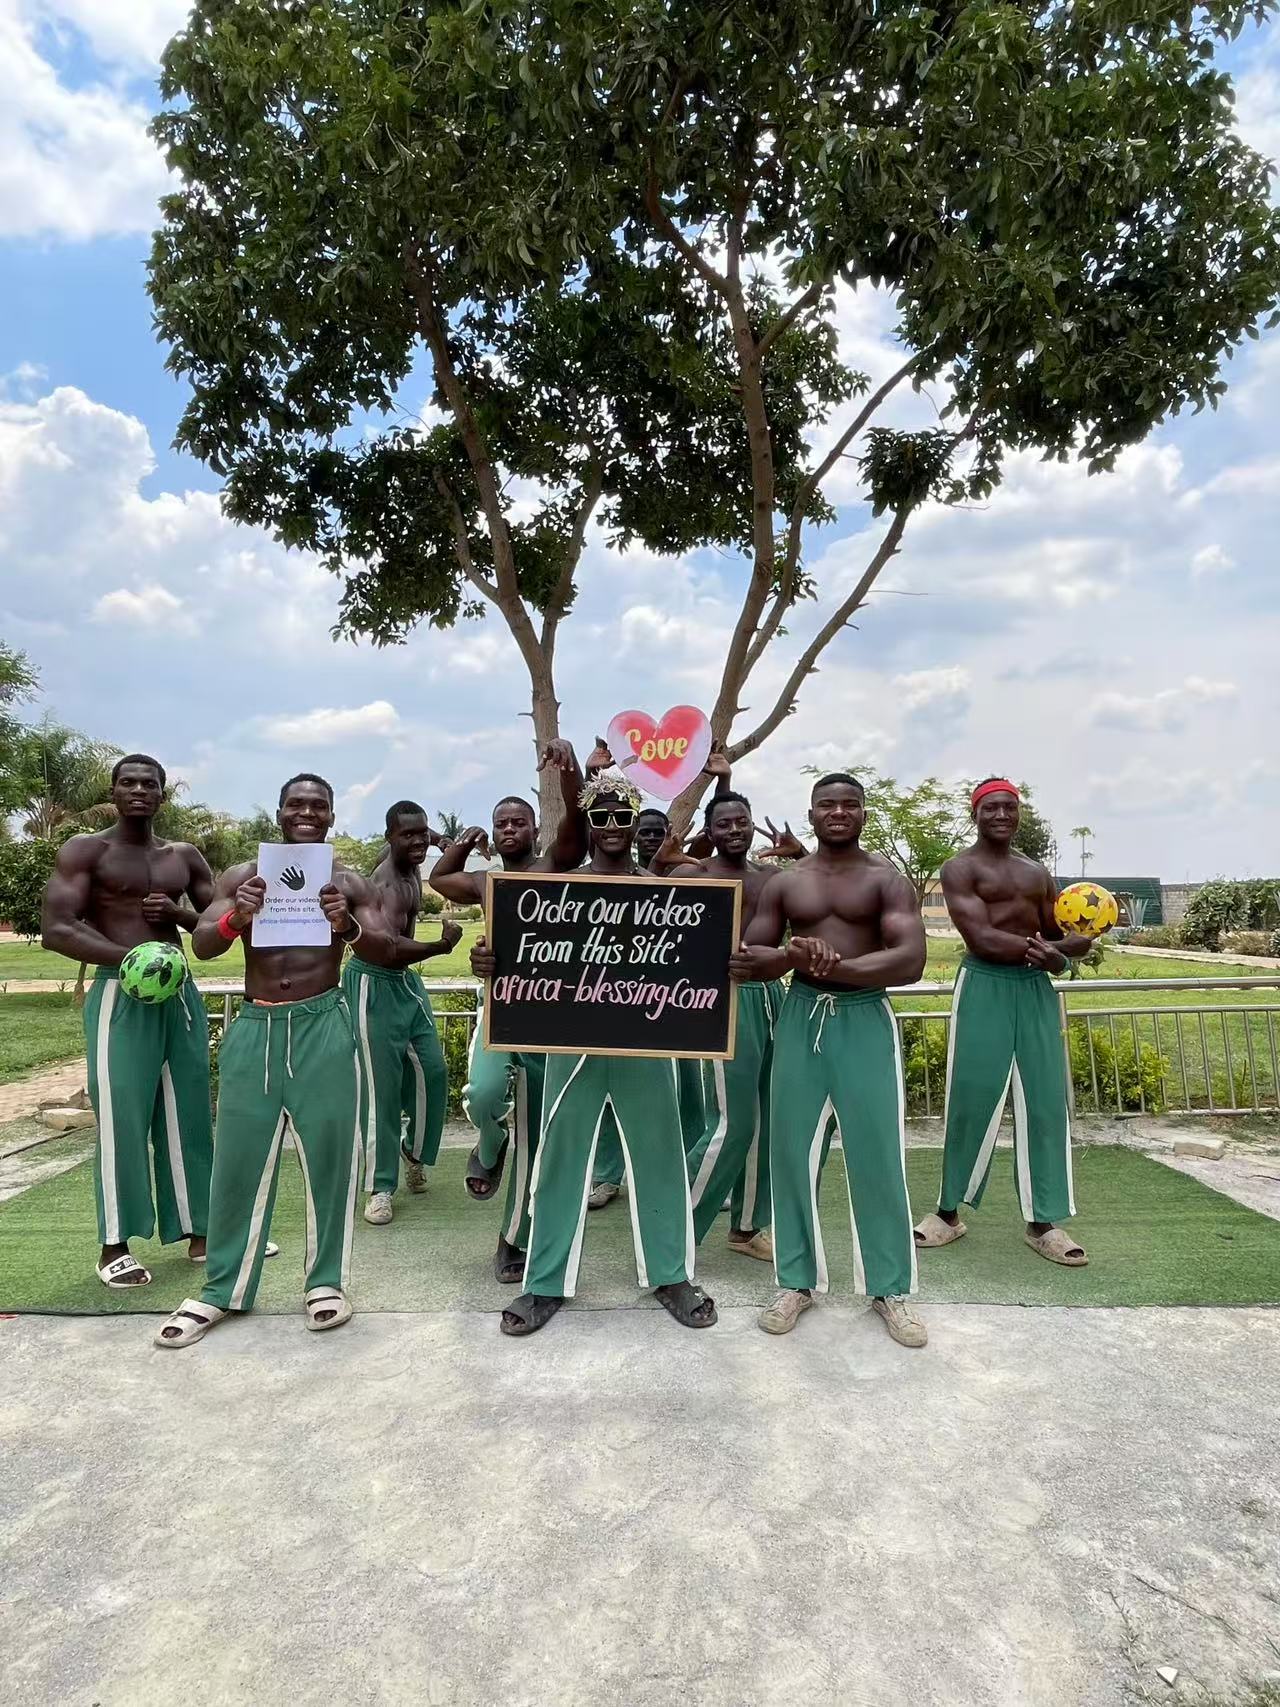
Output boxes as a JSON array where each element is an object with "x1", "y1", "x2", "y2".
[
  {"x1": 435, "y1": 810, "x2": 465, "y2": 847},
  {"x1": 17, "y1": 719, "x2": 120, "y2": 838},
  {"x1": 1070, "y1": 825, "x2": 1094, "y2": 879}
]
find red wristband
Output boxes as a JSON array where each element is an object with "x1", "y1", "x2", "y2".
[{"x1": 217, "y1": 910, "x2": 245, "y2": 942}]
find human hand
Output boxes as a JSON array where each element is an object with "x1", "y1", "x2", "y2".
[
  {"x1": 141, "y1": 891, "x2": 181, "y2": 925},
  {"x1": 471, "y1": 935, "x2": 496, "y2": 978},
  {"x1": 454, "y1": 826, "x2": 492, "y2": 860},
  {"x1": 279, "y1": 865, "x2": 306, "y2": 892},
  {"x1": 230, "y1": 875, "x2": 267, "y2": 930},
  {"x1": 756, "y1": 818, "x2": 807, "y2": 861},
  {"x1": 537, "y1": 739, "x2": 577, "y2": 773},
  {"x1": 319, "y1": 882, "x2": 352, "y2": 936},
  {"x1": 789, "y1": 936, "x2": 840, "y2": 978},
  {"x1": 440, "y1": 918, "x2": 464, "y2": 951},
  {"x1": 729, "y1": 942, "x2": 764, "y2": 983},
  {"x1": 1025, "y1": 934, "x2": 1068, "y2": 973},
  {"x1": 703, "y1": 750, "x2": 731, "y2": 780},
  {"x1": 585, "y1": 737, "x2": 614, "y2": 775}
]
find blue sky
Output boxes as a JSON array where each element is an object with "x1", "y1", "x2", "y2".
[{"x1": 2, "y1": 1, "x2": 1279, "y2": 880}]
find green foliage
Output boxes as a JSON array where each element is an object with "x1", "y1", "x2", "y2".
[
  {"x1": 332, "y1": 834, "x2": 386, "y2": 877},
  {"x1": 0, "y1": 840, "x2": 59, "y2": 939},
  {"x1": 900, "y1": 1017, "x2": 948, "y2": 1114},
  {"x1": 1010, "y1": 792, "x2": 1054, "y2": 867},
  {"x1": 154, "y1": 798, "x2": 277, "y2": 872},
  {"x1": 0, "y1": 642, "x2": 39, "y2": 815},
  {"x1": 432, "y1": 990, "x2": 479, "y2": 1117},
  {"x1": 809, "y1": 766, "x2": 968, "y2": 900},
  {"x1": 148, "y1": 0, "x2": 1280, "y2": 741},
  {"x1": 419, "y1": 889, "x2": 444, "y2": 917},
  {"x1": 1182, "y1": 880, "x2": 1280, "y2": 950},
  {"x1": 1068, "y1": 1024, "x2": 1167, "y2": 1113},
  {"x1": 7, "y1": 718, "x2": 119, "y2": 839}
]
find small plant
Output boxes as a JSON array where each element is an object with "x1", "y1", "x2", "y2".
[
  {"x1": 899, "y1": 1018, "x2": 948, "y2": 1116},
  {"x1": 1069, "y1": 1024, "x2": 1167, "y2": 1113}
]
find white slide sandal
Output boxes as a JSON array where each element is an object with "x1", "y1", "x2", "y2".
[
  {"x1": 304, "y1": 1287, "x2": 352, "y2": 1333},
  {"x1": 97, "y1": 1253, "x2": 152, "y2": 1288},
  {"x1": 153, "y1": 1298, "x2": 226, "y2": 1349}
]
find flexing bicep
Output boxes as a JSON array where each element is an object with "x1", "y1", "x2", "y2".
[
  {"x1": 186, "y1": 849, "x2": 216, "y2": 913},
  {"x1": 744, "y1": 874, "x2": 787, "y2": 947}
]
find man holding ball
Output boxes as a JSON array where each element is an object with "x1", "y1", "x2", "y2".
[
  {"x1": 913, "y1": 779, "x2": 1095, "y2": 1266},
  {"x1": 41, "y1": 754, "x2": 216, "y2": 1290}
]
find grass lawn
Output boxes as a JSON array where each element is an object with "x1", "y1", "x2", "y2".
[{"x1": 0, "y1": 993, "x2": 87, "y2": 1084}]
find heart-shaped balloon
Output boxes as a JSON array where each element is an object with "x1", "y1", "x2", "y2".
[{"x1": 605, "y1": 706, "x2": 713, "y2": 801}]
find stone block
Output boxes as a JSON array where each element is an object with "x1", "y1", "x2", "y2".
[
  {"x1": 39, "y1": 1107, "x2": 96, "y2": 1133},
  {"x1": 1172, "y1": 1135, "x2": 1226, "y2": 1160}
]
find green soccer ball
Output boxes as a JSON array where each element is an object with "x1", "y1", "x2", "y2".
[{"x1": 119, "y1": 941, "x2": 188, "y2": 1004}]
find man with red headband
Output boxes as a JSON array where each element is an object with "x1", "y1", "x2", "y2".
[{"x1": 914, "y1": 778, "x2": 1093, "y2": 1266}]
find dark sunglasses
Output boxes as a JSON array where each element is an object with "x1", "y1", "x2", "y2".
[{"x1": 587, "y1": 807, "x2": 637, "y2": 830}]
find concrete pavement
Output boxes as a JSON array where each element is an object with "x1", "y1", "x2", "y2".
[{"x1": 2, "y1": 1302, "x2": 1279, "y2": 1706}]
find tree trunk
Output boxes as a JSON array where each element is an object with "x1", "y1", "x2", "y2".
[{"x1": 528, "y1": 658, "x2": 564, "y2": 853}]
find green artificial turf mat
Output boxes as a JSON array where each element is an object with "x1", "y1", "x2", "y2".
[{"x1": 1, "y1": 1143, "x2": 1278, "y2": 1316}]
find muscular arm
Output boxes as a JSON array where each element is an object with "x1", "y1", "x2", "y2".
[
  {"x1": 378, "y1": 912, "x2": 462, "y2": 970},
  {"x1": 543, "y1": 744, "x2": 588, "y2": 871},
  {"x1": 337, "y1": 873, "x2": 397, "y2": 967},
  {"x1": 824, "y1": 871, "x2": 927, "y2": 989},
  {"x1": 737, "y1": 873, "x2": 797, "y2": 981},
  {"x1": 427, "y1": 830, "x2": 486, "y2": 905},
  {"x1": 40, "y1": 840, "x2": 125, "y2": 967},
  {"x1": 940, "y1": 861, "x2": 1039, "y2": 965},
  {"x1": 178, "y1": 847, "x2": 215, "y2": 931},
  {"x1": 191, "y1": 863, "x2": 256, "y2": 960}
]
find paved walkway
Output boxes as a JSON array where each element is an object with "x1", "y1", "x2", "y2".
[
  {"x1": 3, "y1": 1304, "x2": 1279, "y2": 1706},
  {"x1": 0, "y1": 1058, "x2": 87, "y2": 1125}
]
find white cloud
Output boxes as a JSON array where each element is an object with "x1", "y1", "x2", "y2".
[
  {"x1": 1190, "y1": 543, "x2": 1235, "y2": 579},
  {"x1": 891, "y1": 665, "x2": 972, "y2": 718},
  {"x1": 335, "y1": 772, "x2": 385, "y2": 827},
  {"x1": 1089, "y1": 676, "x2": 1238, "y2": 733},
  {"x1": 23, "y1": 1, "x2": 189, "y2": 67},
  {"x1": 250, "y1": 702, "x2": 403, "y2": 748},
  {"x1": 0, "y1": 6, "x2": 171, "y2": 240},
  {"x1": 92, "y1": 582, "x2": 193, "y2": 633}
]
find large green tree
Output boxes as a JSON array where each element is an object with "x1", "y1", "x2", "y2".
[
  {"x1": 151, "y1": 0, "x2": 1280, "y2": 836},
  {"x1": 0, "y1": 642, "x2": 40, "y2": 815}
]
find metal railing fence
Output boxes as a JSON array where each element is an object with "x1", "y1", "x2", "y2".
[{"x1": 196, "y1": 975, "x2": 1280, "y2": 1119}]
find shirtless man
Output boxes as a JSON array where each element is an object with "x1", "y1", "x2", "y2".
[
  {"x1": 731, "y1": 772, "x2": 927, "y2": 1346},
  {"x1": 429, "y1": 740, "x2": 589, "y2": 1281},
  {"x1": 344, "y1": 801, "x2": 462, "y2": 1225},
  {"x1": 154, "y1": 773, "x2": 393, "y2": 1348},
  {"x1": 913, "y1": 778, "x2": 1092, "y2": 1266},
  {"x1": 41, "y1": 754, "x2": 215, "y2": 1289},
  {"x1": 659, "y1": 763, "x2": 806, "y2": 1260},
  {"x1": 472, "y1": 775, "x2": 715, "y2": 1337}
]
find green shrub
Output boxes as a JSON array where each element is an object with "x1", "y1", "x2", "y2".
[
  {"x1": 0, "y1": 839, "x2": 58, "y2": 938},
  {"x1": 900, "y1": 1017, "x2": 948, "y2": 1115},
  {"x1": 419, "y1": 889, "x2": 444, "y2": 916},
  {"x1": 1182, "y1": 879, "x2": 1280, "y2": 950},
  {"x1": 1068, "y1": 1024, "x2": 1167, "y2": 1112},
  {"x1": 431, "y1": 987, "x2": 479, "y2": 1117},
  {"x1": 1127, "y1": 924, "x2": 1189, "y2": 950}
]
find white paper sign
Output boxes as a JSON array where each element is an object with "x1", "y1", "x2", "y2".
[{"x1": 252, "y1": 843, "x2": 334, "y2": 948}]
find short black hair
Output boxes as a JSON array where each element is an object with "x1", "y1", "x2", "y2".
[
  {"x1": 385, "y1": 799, "x2": 427, "y2": 833},
  {"x1": 637, "y1": 807, "x2": 670, "y2": 824},
  {"x1": 111, "y1": 753, "x2": 166, "y2": 789},
  {"x1": 493, "y1": 795, "x2": 536, "y2": 819},
  {"x1": 705, "y1": 790, "x2": 753, "y2": 825},
  {"x1": 278, "y1": 772, "x2": 334, "y2": 809},
  {"x1": 810, "y1": 771, "x2": 864, "y2": 798}
]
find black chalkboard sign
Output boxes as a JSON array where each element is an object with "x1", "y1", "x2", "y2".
[{"x1": 484, "y1": 870, "x2": 741, "y2": 1059}]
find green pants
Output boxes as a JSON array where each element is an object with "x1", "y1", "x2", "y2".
[
  {"x1": 525, "y1": 1054, "x2": 693, "y2": 1297},
  {"x1": 200, "y1": 989, "x2": 362, "y2": 1313},
  {"x1": 462, "y1": 1015, "x2": 545, "y2": 1250},
  {"x1": 593, "y1": 1057, "x2": 704, "y2": 1189},
  {"x1": 770, "y1": 984, "x2": 916, "y2": 1298},
  {"x1": 939, "y1": 956, "x2": 1075, "y2": 1224},
  {"x1": 83, "y1": 969, "x2": 212, "y2": 1247},
  {"x1": 344, "y1": 960, "x2": 448, "y2": 1194},
  {"x1": 687, "y1": 981, "x2": 779, "y2": 1242}
]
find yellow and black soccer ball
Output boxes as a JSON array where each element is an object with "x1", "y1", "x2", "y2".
[{"x1": 1054, "y1": 882, "x2": 1119, "y2": 939}]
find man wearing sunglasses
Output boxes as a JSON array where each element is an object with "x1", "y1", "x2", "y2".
[
  {"x1": 471, "y1": 774, "x2": 715, "y2": 1337},
  {"x1": 428, "y1": 739, "x2": 593, "y2": 1283}
]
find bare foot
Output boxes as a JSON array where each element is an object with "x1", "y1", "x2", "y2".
[{"x1": 187, "y1": 1235, "x2": 207, "y2": 1261}]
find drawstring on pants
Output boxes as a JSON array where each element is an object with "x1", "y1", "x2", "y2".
[
  {"x1": 263, "y1": 1009, "x2": 297, "y2": 1093},
  {"x1": 809, "y1": 991, "x2": 838, "y2": 1054}
]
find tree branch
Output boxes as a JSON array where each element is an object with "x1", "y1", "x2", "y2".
[
  {"x1": 742, "y1": 351, "x2": 923, "y2": 681},
  {"x1": 432, "y1": 469, "x2": 499, "y2": 603},
  {"x1": 540, "y1": 457, "x2": 604, "y2": 656},
  {"x1": 756, "y1": 280, "x2": 825, "y2": 361},
  {"x1": 728, "y1": 506, "x2": 912, "y2": 763},
  {"x1": 644, "y1": 174, "x2": 730, "y2": 297}
]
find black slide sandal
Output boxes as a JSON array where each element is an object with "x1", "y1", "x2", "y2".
[
  {"x1": 654, "y1": 1281, "x2": 718, "y2": 1329},
  {"x1": 465, "y1": 1139, "x2": 509, "y2": 1201},
  {"x1": 494, "y1": 1237, "x2": 526, "y2": 1284},
  {"x1": 500, "y1": 1293, "x2": 564, "y2": 1336}
]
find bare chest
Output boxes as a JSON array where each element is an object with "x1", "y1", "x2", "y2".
[{"x1": 93, "y1": 843, "x2": 188, "y2": 903}]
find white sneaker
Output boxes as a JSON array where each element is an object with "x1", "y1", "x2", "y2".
[
  {"x1": 404, "y1": 1160, "x2": 427, "y2": 1195},
  {"x1": 758, "y1": 1289, "x2": 813, "y2": 1335},
  {"x1": 872, "y1": 1295, "x2": 928, "y2": 1348},
  {"x1": 587, "y1": 1181, "x2": 619, "y2": 1211},
  {"x1": 363, "y1": 1191, "x2": 393, "y2": 1226}
]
